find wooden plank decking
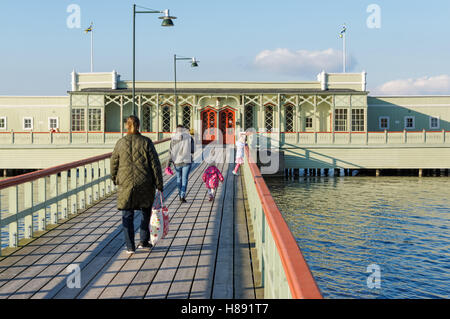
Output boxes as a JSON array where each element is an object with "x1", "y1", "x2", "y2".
[{"x1": 0, "y1": 147, "x2": 261, "y2": 299}]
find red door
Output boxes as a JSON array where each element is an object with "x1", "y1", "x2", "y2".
[
  {"x1": 219, "y1": 108, "x2": 235, "y2": 144},
  {"x1": 201, "y1": 108, "x2": 217, "y2": 144}
]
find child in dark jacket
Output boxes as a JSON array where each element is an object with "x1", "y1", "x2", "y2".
[{"x1": 202, "y1": 161, "x2": 224, "y2": 201}]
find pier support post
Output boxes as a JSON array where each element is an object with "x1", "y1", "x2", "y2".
[
  {"x1": 419, "y1": 169, "x2": 423, "y2": 178},
  {"x1": 376, "y1": 169, "x2": 381, "y2": 177}
]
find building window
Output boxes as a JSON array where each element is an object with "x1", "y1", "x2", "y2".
[
  {"x1": 334, "y1": 109, "x2": 348, "y2": 132},
  {"x1": 48, "y1": 117, "x2": 59, "y2": 130},
  {"x1": 351, "y1": 109, "x2": 365, "y2": 132},
  {"x1": 264, "y1": 104, "x2": 274, "y2": 132},
  {"x1": 244, "y1": 104, "x2": 254, "y2": 131},
  {"x1": 88, "y1": 109, "x2": 102, "y2": 131},
  {"x1": 0, "y1": 117, "x2": 6, "y2": 130},
  {"x1": 404, "y1": 116, "x2": 415, "y2": 130},
  {"x1": 285, "y1": 104, "x2": 294, "y2": 132},
  {"x1": 182, "y1": 105, "x2": 191, "y2": 129},
  {"x1": 23, "y1": 117, "x2": 33, "y2": 130},
  {"x1": 305, "y1": 117, "x2": 313, "y2": 129},
  {"x1": 142, "y1": 104, "x2": 152, "y2": 132},
  {"x1": 71, "y1": 109, "x2": 85, "y2": 132},
  {"x1": 162, "y1": 105, "x2": 171, "y2": 132},
  {"x1": 430, "y1": 116, "x2": 440, "y2": 129},
  {"x1": 379, "y1": 116, "x2": 389, "y2": 130}
]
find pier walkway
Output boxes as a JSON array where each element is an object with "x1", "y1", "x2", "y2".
[{"x1": 0, "y1": 148, "x2": 262, "y2": 299}]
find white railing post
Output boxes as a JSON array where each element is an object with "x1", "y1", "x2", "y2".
[
  {"x1": 8, "y1": 186, "x2": 19, "y2": 248},
  {"x1": 92, "y1": 162, "x2": 99, "y2": 201},
  {"x1": 403, "y1": 129, "x2": 407, "y2": 144},
  {"x1": 423, "y1": 129, "x2": 426, "y2": 143},
  {"x1": 70, "y1": 168, "x2": 77, "y2": 215},
  {"x1": 38, "y1": 177, "x2": 46, "y2": 232},
  {"x1": 49, "y1": 174, "x2": 58, "y2": 225},
  {"x1": 99, "y1": 159, "x2": 106, "y2": 198},
  {"x1": 24, "y1": 181, "x2": 34, "y2": 239},
  {"x1": 61, "y1": 171, "x2": 69, "y2": 219},
  {"x1": 385, "y1": 130, "x2": 388, "y2": 144},
  {"x1": 443, "y1": 129, "x2": 446, "y2": 143},
  {"x1": 78, "y1": 166, "x2": 86, "y2": 209},
  {"x1": 105, "y1": 158, "x2": 112, "y2": 194},
  {"x1": 86, "y1": 163, "x2": 93, "y2": 205}
]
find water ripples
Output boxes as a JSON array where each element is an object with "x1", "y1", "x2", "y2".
[{"x1": 267, "y1": 176, "x2": 450, "y2": 299}]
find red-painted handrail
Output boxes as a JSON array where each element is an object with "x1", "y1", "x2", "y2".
[
  {"x1": 244, "y1": 146, "x2": 322, "y2": 299},
  {"x1": 0, "y1": 137, "x2": 171, "y2": 191}
]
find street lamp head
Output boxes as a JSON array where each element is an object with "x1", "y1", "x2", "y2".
[
  {"x1": 191, "y1": 57, "x2": 199, "y2": 67},
  {"x1": 159, "y1": 9, "x2": 176, "y2": 27}
]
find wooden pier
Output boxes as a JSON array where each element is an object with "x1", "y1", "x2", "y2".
[{"x1": 0, "y1": 151, "x2": 262, "y2": 299}]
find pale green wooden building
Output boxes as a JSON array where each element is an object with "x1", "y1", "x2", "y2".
[{"x1": 1, "y1": 70, "x2": 449, "y2": 170}]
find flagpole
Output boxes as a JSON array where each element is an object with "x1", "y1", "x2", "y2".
[
  {"x1": 343, "y1": 31, "x2": 346, "y2": 73},
  {"x1": 90, "y1": 22, "x2": 94, "y2": 72}
]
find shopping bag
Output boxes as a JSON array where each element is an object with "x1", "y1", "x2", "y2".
[
  {"x1": 150, "y1": 192, "x2": 169, "y2": 246},
  {"x1": 165, "y1": 166, "x2": 174, "y2": 176}
]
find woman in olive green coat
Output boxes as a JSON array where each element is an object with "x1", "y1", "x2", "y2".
[{"x1": 111, "y1": 116, "x2": 163, "y2": 253}]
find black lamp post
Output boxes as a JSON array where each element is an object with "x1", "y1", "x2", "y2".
[
  {"x1": 132, "y1": 5, "x2": 176, "y2": 116},
  {"x1": 174, "y1": 55, "x2": 199, "y2": 126}
]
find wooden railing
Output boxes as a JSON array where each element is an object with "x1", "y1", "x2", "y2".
[
  {"x1": 242, "y1": 145, "x2": 322, "y2": 299},
  {"x1": 0, "y1": 138, "x2": 171, "y2": 256}
]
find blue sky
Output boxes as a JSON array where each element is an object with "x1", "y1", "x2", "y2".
[{"x1": 1, "y1": 0, "x2": 449, "y2": 95}]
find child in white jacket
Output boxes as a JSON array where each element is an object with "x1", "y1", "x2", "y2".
[{"x1": 233, "y1": 132, "x2": 247, "y2": 176}]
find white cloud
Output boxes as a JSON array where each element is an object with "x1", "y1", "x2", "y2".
[
  {"x1": 373, "y1": 75, "x2": 450, "y2": 95},
  {"x1": 253, "y1": 48, "x2": 357, "y2": 77}
]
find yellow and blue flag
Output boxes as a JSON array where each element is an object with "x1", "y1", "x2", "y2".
[
  {"x1": 339, "y1": 25, "x2": 347, "y2": 38},
  {"x1": 84, "y1": 23, "x2": 93, "y2": 33}
]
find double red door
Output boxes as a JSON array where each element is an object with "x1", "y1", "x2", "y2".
[{"x1": 201, "y1": 107, "x2": 235, "y2": 144}]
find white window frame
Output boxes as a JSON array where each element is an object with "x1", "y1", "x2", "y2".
[
  {"x1": 429, "y1": 116, "x2": 440, "y2": 130},
  {"x1": 379, "y1": 116, "x2": 389, "y2": 130},
  {"x1": 23, "y1": 117, "x2": 33, "y2": 130},
  {"x1": 0, "y1": 116, "x2": 6, "y2": 130},
  {"x1": 404, "y1": 116, "x2": 415, "y2": 130},
  {"x1": 48, "y1": 117, "x2": 59, "y2": 130}
]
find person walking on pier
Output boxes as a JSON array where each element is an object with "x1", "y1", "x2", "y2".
[
  {"x1": 233, "y1": 132, "x2": 248, "y2": 176},
  {"x1": 168, "y1": 125, "x2": 195, "y2": 203},
  {"x1": 202, "y1": 160, "x2": 224, "y2": 201},
  {"x1": 111, "y1": 116, "x2": 163, "y2": 254}
]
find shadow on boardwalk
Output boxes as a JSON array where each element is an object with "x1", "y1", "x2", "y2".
[{"x1": 0, "y1": 146, "x2": 262, "y2": 299}]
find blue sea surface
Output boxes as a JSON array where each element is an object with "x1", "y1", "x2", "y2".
[{"x1": 266, "y1": 176, "x2": 450, "y2": 299}]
